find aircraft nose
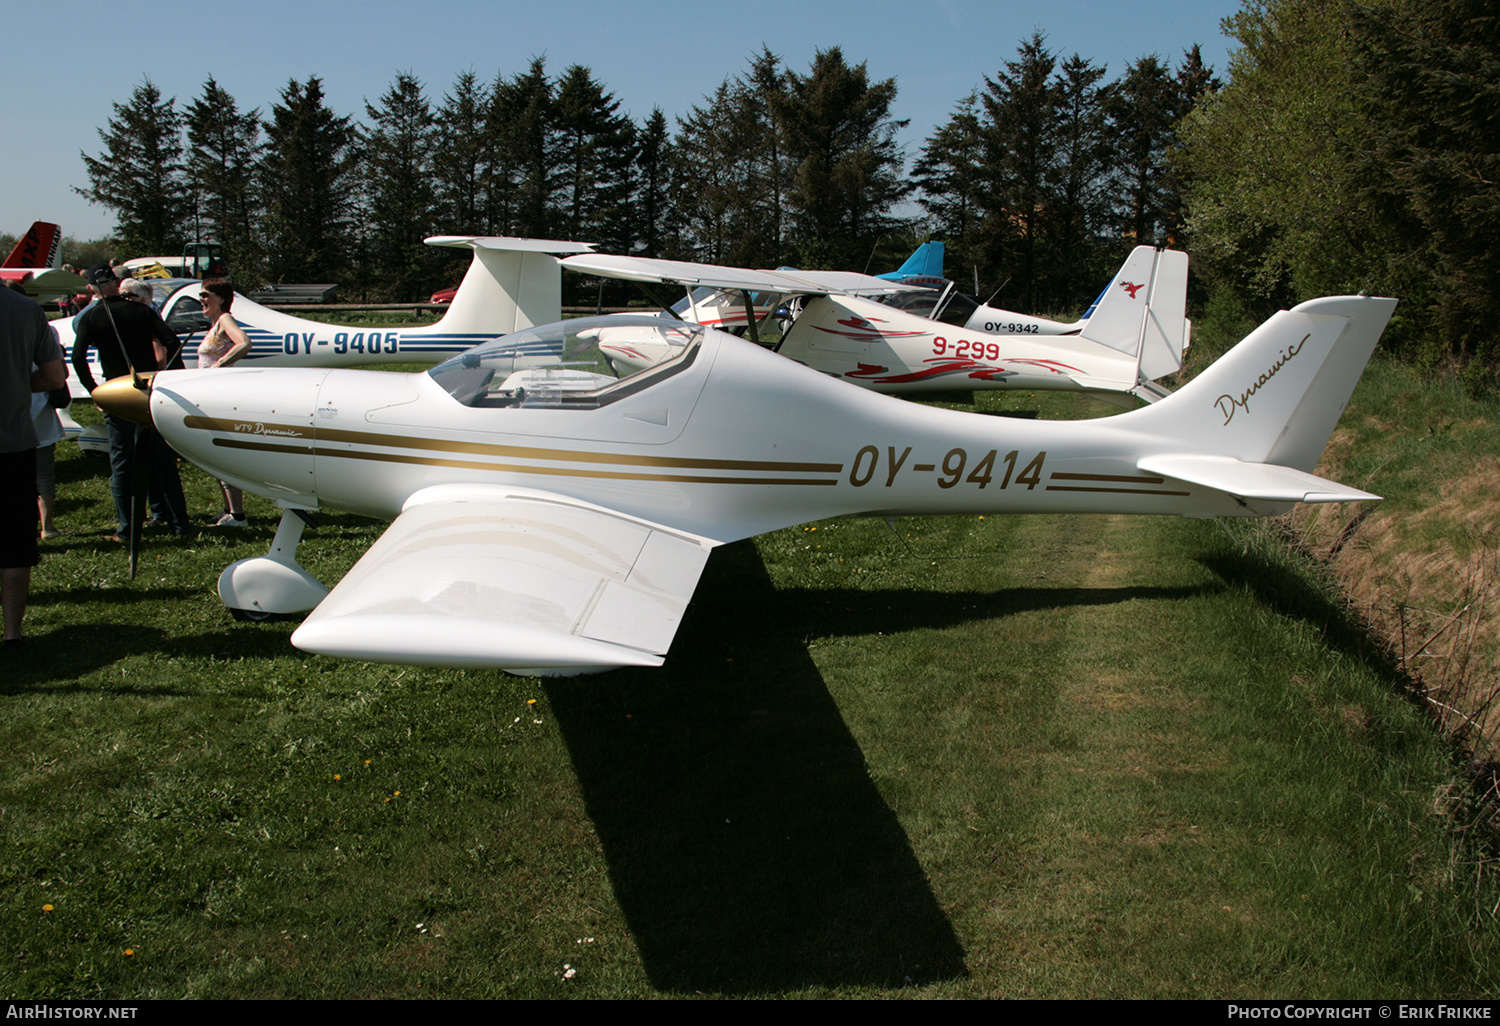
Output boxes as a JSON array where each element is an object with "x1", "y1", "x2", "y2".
[{"x1": 91, "y1": 373, "x2": 156, "y2": 425}]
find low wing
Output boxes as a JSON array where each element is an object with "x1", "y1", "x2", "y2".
[
  {"x1": 1138, "y1": 455, "x2": 1380, "y2": 504},
  {"x1": 561, "y1": 253, "x2": 903, "y2": 296},
  {"x1": 290, "y1": 486, "x2": 717, "y2": 676}
]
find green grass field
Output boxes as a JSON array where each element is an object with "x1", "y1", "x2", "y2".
[{"x1": 2, "y1": 388, "x2": 1496, "y2": 998}]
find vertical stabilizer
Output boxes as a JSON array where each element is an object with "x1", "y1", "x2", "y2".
[
  {"x1": 877, "y1": 241, "x2": 945, "y2": 281},
  {"x1": 1075, "y1": 246, "x2": 1190, "y2": 383},
  {"x1": 3, "y1": 221, "x2": 61, "y2": 269},
  {"x1": 424, "y1": 236, "x2": 595, "y2": 336},
  {"x1": 1135, "y1": 248, "x2": 1190, "y2": 381},
  {"x1": 1124, "y1": 296, "x2": 1396, "y2": 471},
  {"x1": 1076, "y1": 246, "x2": 1161, "y2": 357}
]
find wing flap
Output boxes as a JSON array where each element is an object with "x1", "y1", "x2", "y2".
[
  {"x1": 291, "y1": 490, "x2": 715, "y2": 674},
  {"x1": 1138, "y1": 454, "x2": 1380, "y2": 503}
]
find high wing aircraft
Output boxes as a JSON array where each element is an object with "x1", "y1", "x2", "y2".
[
  {"x1": 647, "y1": 240, "x2": 947, "y2": 334},
  {"x1": 65, "y1": 235, "x2": 593, "y2": 399},
  {"x1": 1, "y1": 221, "x2": 86, "y2": 300},
  {"x1": 562, "y1": 246, "x2": 1189, "y2": 404},
  {"x1": 95, "y1": 295, "x2": 1395, "y2": 677}
]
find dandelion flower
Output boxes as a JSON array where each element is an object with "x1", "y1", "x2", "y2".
[
  {"x1": 333, "y1": 774, "x2": 341, "y2": 781},
  {"x1": 42, "y1": 904, "x2": 52, "y2": 912},
  {"x1": 123, "y1": 949, "x2": 134, "y2": 956}
]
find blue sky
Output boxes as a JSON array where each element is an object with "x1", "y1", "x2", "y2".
[{"x1": 1, "y1": 0, "x2": 1245, "y2": 247}]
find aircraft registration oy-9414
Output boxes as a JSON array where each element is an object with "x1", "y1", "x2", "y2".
[
  {"x1": 95, "y1": 296, "x2": 1394, "y2": 677},
  {"x1": 561, "y1": 245, "x2": 1189, "y2": 404},
  {"x1": 64, "y1": 236, "x2": 593, "y2": 399}
]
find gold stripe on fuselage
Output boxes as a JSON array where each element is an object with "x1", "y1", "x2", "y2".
[
  {"x1": 212, "y1": 438, "x2": 841, "y2": 487},
  {"x1": 185, "y1": 416, "x2": 842, "y2": 475},
  {"x1": 1044, "y1": 470, "x2": 1190, "y2": 497}
]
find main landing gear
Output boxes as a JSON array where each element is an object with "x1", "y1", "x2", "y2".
[{"x1": 218, "y1": 508, "x2": 330, "y2": 622}]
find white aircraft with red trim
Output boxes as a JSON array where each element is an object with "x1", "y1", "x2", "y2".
[
  {"x1": 1, "y1": 221, "x2": 86, "y2": 300},
  {"x1": 64, "y1": 235, "x2": 593, "y2": 400},
  {"x1": 563, "y1": 245, "x2": 1189, "y2": 404},
  {"x1": 95, "y1": 294, "x2": 1393, "y2": 677}
]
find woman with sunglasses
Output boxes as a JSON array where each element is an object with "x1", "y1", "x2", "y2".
[{"x1": 195, "y1": 278, "x2": 253, "y2": 527}]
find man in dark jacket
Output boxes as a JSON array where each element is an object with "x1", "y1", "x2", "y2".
[{"x1": 72, "y1": 264, "x2": 190, "y2": 538}]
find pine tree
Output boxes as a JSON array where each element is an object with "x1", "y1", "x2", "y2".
[
  {"x1": 671, "y1": 51, "x2": 792, "y2": 266},
  {"x1": 671, "y1": 81, "x2": 745, "y2": 263},
  {"x1": 184, "y1": 77, "x2": 263, "y2": 281},
  {"x1": 635, "y1": 108, "x2": 674, "y2": 257},
  {"x1": 773, "y1": 47, "x2": 908, "y2": 269},
  {"x1": 1045, "y1": 54, "x2": 1111, "y2": 305},
  {"x1": 432, "y1": 70, "x2": 491, "y2": 234},
  {"x1": 260, "y1": 76, "x2": 359, "y2": 284},
  {"x1": 78, "y1": 78, "x2": 190, "y2": 255},
  {"x1": 553, "y1": 65, "x2": 638, "y2": 253},
  {"x1": 914, "y1": 93, "x2": 985, "y2": 287},
  {"x1": 489, "y1": 59, "x2": 558, "y2": 238},
  {"x1": 979, "y1": 34, "x2": 1059, "y2": 311},
  {"x1": 1104, "y1": 55, "x2": 1177, "y2": 249},
  {"x1": 1160, "y1": 45, "x2": 1220, "y2": 249},
  {"x1": 363, "y1": 72, "x2": 438, "y2": 299}
]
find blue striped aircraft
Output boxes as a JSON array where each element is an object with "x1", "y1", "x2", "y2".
[{"x1": 66, "y1": 236, "x2": 592, "y2": 399}]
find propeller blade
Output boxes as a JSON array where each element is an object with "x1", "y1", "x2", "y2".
[{"x1": 128, "y1": 425, "x2": 150, "y2": 580}]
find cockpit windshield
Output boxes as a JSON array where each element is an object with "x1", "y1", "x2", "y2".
[
  {"x1": 428, "y1": 315, "x2": 705, "y2": 410},
  {"x1": 869, "y1": 282, "x2": 981, "y2": 327}
]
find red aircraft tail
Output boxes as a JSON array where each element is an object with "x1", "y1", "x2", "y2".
[{"x1": 3, "y1": 222, "x2": 62, "y2": 269}]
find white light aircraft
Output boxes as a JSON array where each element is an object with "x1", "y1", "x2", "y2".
[
  {"x1": 1, "y1": 221, "x2": 86, "y2": 300},
  {"x1": 65, "y1": 235, "x2": 593, "y2": 399},
  {"x1": 95, "y1": 295, "x2": 1394, "y2": 677},
  {"x1": 563, "y1": 245, "x2": 1189, "y2": 404}
]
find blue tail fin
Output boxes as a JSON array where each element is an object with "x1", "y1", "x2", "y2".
[{"x1": 877, "y1": 241, "x2": 945, "y2": 281}]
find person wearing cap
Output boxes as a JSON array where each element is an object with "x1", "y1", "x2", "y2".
[{"x1": 72, "y1": 263, "x2": 190, "y2": 540}]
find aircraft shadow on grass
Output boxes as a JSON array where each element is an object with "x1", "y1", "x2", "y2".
[
  {"x1": 541, "y1": 536, "x2": 1218, "y2": 991},
  {"x1": 540, "y1": 541, "x2": 1210, "y2": 993},
  {"x1": 545, "y1": 539, "x2": 970, "y2": 992}
]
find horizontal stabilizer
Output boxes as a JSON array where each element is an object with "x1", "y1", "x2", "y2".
[
  {"x1": 424, "y1": 236, "x2": 594, "y2": 336},
  {"x1": 1138, "y1": 455, "x2": 1380, "y2": 504},
  {"x1": 425, "y1": 235, "x2": 595, "y2": 255},
  {"x1": 562, "y1": 253, "x2": 903, "y2": 296},
  {"x1": 291, "y1": 486, "x2": 716, "y2": 675}
]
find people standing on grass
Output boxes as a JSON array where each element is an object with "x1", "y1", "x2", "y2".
[
  {"x1": 1, "y1": 282, "x2": 65, "y2": 652},
  {"x1": 195, "y1": 278, "x2": 252, "y2": 527},
  {"x1": 31, "y1": 359, "x2": 66, "y2": 539},
  {"x1": 71, "y1": 263, "x2": 191, "y2": 540}
]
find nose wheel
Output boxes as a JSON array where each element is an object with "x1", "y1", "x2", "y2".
[{"x1": 218, "y1": 508, "x2": 330, "y2": 621}]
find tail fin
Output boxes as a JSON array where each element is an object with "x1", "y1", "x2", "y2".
[
  {"x1": 1134, "y1": 249, "x2": 1189, "y2": 381},
  {"x1": 1126, "y1": 296, "x2": 1396, "y2": 473},
  {"x1": 877, "y1": 240, "x2": 945, "y2": 281},
  {"x1": 424, "y1": 236, "x2": 595, "y2": 335},
  {"x1": 3, "y1": 222, "x2": 61, "y2": 269},
  {"x1": 1077, "y1": 248, "x2": 1189, "y2": 382}
]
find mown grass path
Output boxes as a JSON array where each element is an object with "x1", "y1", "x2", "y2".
[{"x1": 1, "y1": 395, "x2": 1494, "y2": 998}]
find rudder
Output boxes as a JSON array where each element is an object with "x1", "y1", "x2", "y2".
[{"x1": 1123, "y1": 296, "x2": 1397, "y2": 471}]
